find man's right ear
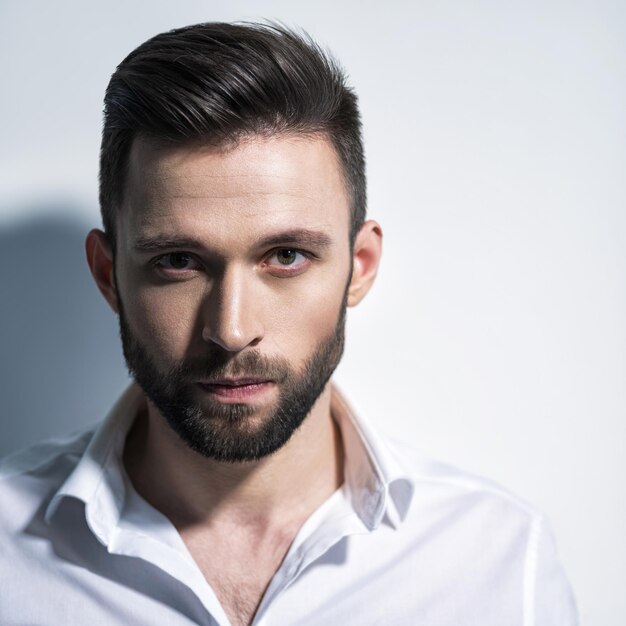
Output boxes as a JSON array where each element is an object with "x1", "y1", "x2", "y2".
[{"x1": 85, "y1": 229, "x2": 119, "y2": 313}]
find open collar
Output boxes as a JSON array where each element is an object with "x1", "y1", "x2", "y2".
[{"x1": 45, "y1": 383, "x2": 414, "y2": 538}]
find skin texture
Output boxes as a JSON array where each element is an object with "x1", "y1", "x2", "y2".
[{"x1": 86, "y1": 134, "x2": 382, "y2": 626}]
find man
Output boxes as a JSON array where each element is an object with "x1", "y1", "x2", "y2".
[{"x1": 0, "y1": 22, "x2": 577, "y2": 626}]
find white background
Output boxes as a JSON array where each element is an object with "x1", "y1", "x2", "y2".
[{"x1": 1, "y1": 1, "x2": 624, "y2": 623}]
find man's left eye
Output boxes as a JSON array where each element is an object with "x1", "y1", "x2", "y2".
[{"x1": 267, "y1": 249, "x2": 307, "y2": 267}]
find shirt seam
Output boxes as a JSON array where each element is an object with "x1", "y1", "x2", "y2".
[
  {"x1": 409, "y1": 475, "x2": 537, "y2": 516},
  {"x1": 522, "y1": 512, "x2": 543, "y2": 626}
]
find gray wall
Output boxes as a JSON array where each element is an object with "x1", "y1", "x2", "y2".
[{"x1": 0, "y1": 211, "x2": 129, "y2": 454}]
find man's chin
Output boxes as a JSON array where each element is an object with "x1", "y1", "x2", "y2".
[{"x1": 158, "y1": 397, "x2": 297, "y2": 463}]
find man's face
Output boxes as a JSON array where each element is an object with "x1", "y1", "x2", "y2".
[{"x1": 113, "y1": 135, "x2": 354, "y2": 462}]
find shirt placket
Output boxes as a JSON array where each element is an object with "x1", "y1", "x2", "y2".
[{"x1": 251, "y1": 493, "x2": 371, "y2": 626}]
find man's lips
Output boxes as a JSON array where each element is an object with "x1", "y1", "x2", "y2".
[
  {"x1": 201, "y1": 378, "x2": 271, "y2": 387},
  {"x1": 197, "y1": 378, "x2": 274, "y2": 402}
]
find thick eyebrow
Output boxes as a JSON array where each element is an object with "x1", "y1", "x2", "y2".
[
  {"x1": 132, "y1": 236, "x2": 205, "y2": 253},
  {"x1": 254, "y1": 229, "x2": 333, "y2": 249},
  {"x1": 132, "y1": 229, "x2": 333, "y2": 254}
]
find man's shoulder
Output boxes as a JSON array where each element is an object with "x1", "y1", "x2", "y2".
[
  {"x1": 0, "y1": 427, "x2": 95, "y2": 529},
  {"x1": 0, "y1": 427, "x2": 94, "y2": 479},
  {"x1": 382, "y1": 438, "x2": 556, "y2": 591},
  {"x1": 386, "y1": 437, "x2": 540, "y2": 528},
  {"x1": 359, "y1": 435, "x2": 578, "y2": 624}
]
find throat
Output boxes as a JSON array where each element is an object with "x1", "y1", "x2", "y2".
[{"x1": 180, "y1": 521, "x2": 300, "y2": 626}]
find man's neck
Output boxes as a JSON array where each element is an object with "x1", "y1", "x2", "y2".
[{"x1": 123, "y1": 384, "x2": 344, "y2": 533}]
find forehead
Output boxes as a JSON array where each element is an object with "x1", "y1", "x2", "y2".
[{"x1": 119, "y1": 134, "x2": 351, "y2": 248}]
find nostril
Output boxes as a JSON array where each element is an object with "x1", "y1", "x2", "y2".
[{"x1": 201, "y1": 324, "x2": 263, "y2": 353}]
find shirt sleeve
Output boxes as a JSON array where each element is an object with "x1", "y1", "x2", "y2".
[{"x1": 525, "y1": 514, "x2": 579, "y2": 626}]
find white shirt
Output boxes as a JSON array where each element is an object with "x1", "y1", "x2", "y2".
[{"x1": 0, "y1": 384, "x2": 577, "y2": 625}]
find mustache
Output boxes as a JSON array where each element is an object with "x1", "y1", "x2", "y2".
[{"x1": 172, "y1": 349, "x2": 292, "y2": 382}]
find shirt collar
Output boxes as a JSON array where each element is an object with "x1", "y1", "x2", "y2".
[
  {"x1": 45, "y1": 383, "x2": 414, "y2": 537},
  {"x1": 44, "y1": 384, "x2": 142, "y2": 543},
  {"x1": 330, "y1": 388, "x2": 414, "y2": 529}
]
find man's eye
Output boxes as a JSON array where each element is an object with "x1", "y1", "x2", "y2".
[
  {"x1": 267, "y1": 249, "x2": 307, "y2": 267},
  {"x1": 155, "y1": 253, "x2": 201, "y2": 271}
]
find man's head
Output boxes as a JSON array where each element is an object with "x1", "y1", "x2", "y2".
[{"x1": 87, "y1": 23, "x2": 381, "y2": 463}]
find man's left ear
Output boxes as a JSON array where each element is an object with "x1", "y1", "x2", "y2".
[{"x1": 347, "y1": 220, "x2": 383, "y2": 307}]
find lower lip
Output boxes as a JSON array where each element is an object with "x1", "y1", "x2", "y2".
[{"x1": 197, "y1": 381, "x2": 273, "y2": 403}]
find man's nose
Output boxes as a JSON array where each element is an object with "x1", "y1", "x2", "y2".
[{"x1": 201, "y1": 267, "x2": 264, "y2": 352}]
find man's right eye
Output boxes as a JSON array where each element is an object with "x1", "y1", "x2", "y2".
[{"x1": 154, "y1": 252, "x2": 201, "y2": 272}]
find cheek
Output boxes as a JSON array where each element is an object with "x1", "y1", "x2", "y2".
[
  {"x1": 121, "y1": 281, "x2": 205, "y2": 359},
  {"x1": 263, "y1": 269, "x2": 348, "y2": 360}
]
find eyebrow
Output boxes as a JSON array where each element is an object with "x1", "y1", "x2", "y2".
[
  {"x1": 133, "y1": 236, "x2": 205, "y2": 253},
  {"x1": 132, "y1": 228, "x2": 333, "y2": 253},
  {"x1": 255, "y1": 229, "x2": 332, "y2": 249}
]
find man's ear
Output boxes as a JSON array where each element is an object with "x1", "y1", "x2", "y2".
[
  {"x1": 85, "y1": 229, "x2": 119, "y2": 313},
  {"x1": 347, "y1": 220, "x2": 383, "y2": 307}
]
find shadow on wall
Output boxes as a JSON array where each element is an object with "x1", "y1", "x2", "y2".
[{"x1": 0, "y1": 210, "x2": 130, "y2": 457}]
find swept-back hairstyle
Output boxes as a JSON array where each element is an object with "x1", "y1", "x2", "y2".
[{"x1": 99, "y1": 22, "x2": 366, "y2": 248}]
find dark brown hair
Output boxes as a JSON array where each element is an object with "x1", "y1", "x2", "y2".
[{"x1": 99, "y1": 22, "x2": 366, "y2": 247}]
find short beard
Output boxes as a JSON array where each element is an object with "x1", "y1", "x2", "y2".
[{"x1": 118, "y1": 299, "x2": 346, "y2": 463}]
